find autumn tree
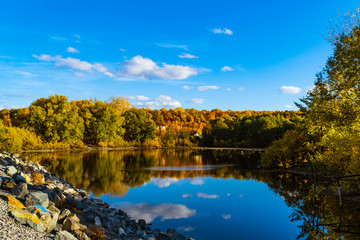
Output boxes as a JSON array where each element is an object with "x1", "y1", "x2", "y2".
[
  {"x1": 28, "y1": 95, "x2": 84, "y2": 143},
  {"x1": 123, "y1": 108, "x2": 157, "y2": 143}
]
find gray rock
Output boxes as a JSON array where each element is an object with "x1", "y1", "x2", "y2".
[
  {"x1": 10, "y1": 208, "x2": 46, "y2": 233},
  {"x1": 167, "y1": 229, "x2": 187, "y2": 240},
  {"x1": 157, "y1": 233, "x2": 173, "y2": 240},
  {"x1": 11, "y1": 183, "x2": 28, "y2": 199},
  {"x1": 12, "y1": 173, "x2": 27, "y2": 184},
  {"x1": 66, "y1": 213, "x2": 80, "y2": 223},
  {"x1": 138, "y1": 218, "x2": 147, "y2": 228},
  {"x1": 54, "y1": 230, "x2": 77, "y2": 240},
  {"x1": 58, "y1": 209, "x2": 72, "y2": 223},
  {"x1": 136, "y1": 229, "x2": 146, "y2": 237},
  {"x1": 74, "y1": 230, "x2": 90, "y2": 240},
  {"x1": 119, "y1": 227, "x2": 126, "y2": 235},
  {"x1": 25, "y1": 191, "x2": 49, "y2": 208},
  {"x1": 1, "y1": 177, "x2": 17, "y2": 190},
  {"x1": 94, "y1": 216, "x2": 101, "y2": 226},
  {"x1": 63, "y1": 218, "x2": 87, "y2": 232},
  {"x1": 144, "y1": 234, "x2": 156, "y2": 240},
  {"x1": 6, "y1": 166, "x2": 17, "y2": 176}
]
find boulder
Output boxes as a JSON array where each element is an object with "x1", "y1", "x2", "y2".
[
  {"x1": 6, "y1": 166, "x2": 17, "y2": 176},
  {"x1": 74, "y1": 230, "x2": 91, "y2": 240},
  {"x1": 12, "y1": 173, "x2": 27, "y2": 184},
  {"x1": 9, "y1": 208, "x2": 46, "y2": 233},
  {"x1": 63, "y1": 219, "x2": 87, "y2": 232},
  {"x1": 167, "y1": 229, "x2": 187, "y2": 240},
  {"x1": 119, "y1": 227, "x2": 125, "y2": 235},
  {"x1": 138, "y1": 219, "x2": 147, "y2": 229},
  {"x1": 25, "y1": 191, "x2": 49, "y2": 208},
  {"x1": 54, "y1": 230, "x2": 77, "y2": 240},
  {"x1": 2, "y1": 194, "x2": 25, "y2": 209},
  {"x1": 11, "y1": 183, "x2": 29, "y2": 199},
  {"x1": 58, "y1": 209, "x2": 72, "y2": 223},
  {"x1": 31, "y1": 172, "x2": 45, "y2": 185},
  {"x1": 94, "y1": 216, "x2": 101, "y2": 226},
  {"x1": 1, "y1": 177, "x2": 17, "y2": 190},
  {"x1": 66, "y1": 213, "x2": 80, "y2": 223},
  {"x1": 37, "y1": 209, "x2": 59, "y2": 233}
]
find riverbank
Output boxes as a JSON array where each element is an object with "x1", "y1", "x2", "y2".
[
  {"x1": 18, "y1": 146, "x2": 266, "y2": 153},
  {"x1": 0, "y1": 152, "x2": 192, "y2": 240}
]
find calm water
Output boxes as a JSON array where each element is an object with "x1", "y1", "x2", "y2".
[{"x1": 24, "y1": 150, "x2": 360, "y2": 240}]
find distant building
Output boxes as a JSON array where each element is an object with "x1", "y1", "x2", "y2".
[{"x1": 157, "y1": 125, "x2": 166, "y2": 130}]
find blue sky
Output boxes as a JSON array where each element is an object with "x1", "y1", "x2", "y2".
[{"x1": 0, "y1": 0, "x2": 358, "y2": 111}]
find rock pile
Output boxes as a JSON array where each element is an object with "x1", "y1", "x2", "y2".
[{"x1": 0, "y1": 152, "x2": 192, "y2": 240}]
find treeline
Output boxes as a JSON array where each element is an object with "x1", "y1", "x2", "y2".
[
  {"x1": 262, "y1": 10, "x2": 360, "y2": 176},
  {"x1": 0, "y1": 95, "x2": 301, "y2": 151}
]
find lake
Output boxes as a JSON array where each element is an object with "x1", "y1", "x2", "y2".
[{"x1": 24, "y1": 150, "x2": 360, "y2": 240}]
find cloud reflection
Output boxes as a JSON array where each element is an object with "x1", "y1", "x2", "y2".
[
  {"x1": 150, "y1": 177, "x2": 179, "y2": 188},
  {"x1": 119, "y1": 203, "x2": 196, "y2": 223},
  {"x1": 197, "y1": 192, "x2": 220, "y2": 199},
  {"x1": 182, "y1": 193, "x2": 192, "y2": 198},
  {"x1": 190, "y1": 178, "x2": 204, "y2": 185},
  {"x1": 178, "y1": 226, "x2": 194, "y2": 232},
  {"x1": 221, "y1": 214, "x2": 232, "y2": 220}
]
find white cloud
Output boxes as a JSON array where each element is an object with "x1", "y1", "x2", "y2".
[
  {"x1": 15, "y1": 71, "x2": 35, "y2": 77},
  {"x1": 0, "y1": 105, "x2": 22, "y2": 110},
  {"x1": 238, "y1": 87, "x2": 244, "y2": 91},
  {"x1": 221, "y1": 66, "x2": 234, "y2": 72},
  {"x1": 178, "y1": 53, "x2": 198, "y2": 59},
  {"x1": 183, "y1": 85, "x2": 193, "y2": 90},
  {"x1": 211, "y1": 28, "x2": 233, "y2": 35},
  {"x1": 182, "y1": 194, "x2": 193, "y2": 198},
  {"x1": 197, "y1": 85, "x2": 220, "y2": 91},
  {"x1": 226, "y1": 193, "x2": 231, "y2": 197},
  {"x1": 279, "y1": 86, "x2": 302, "y2": 94},
  {"x1": 75, "y1": 35, "x2": 81, "y2": 39},
  {"x1": 133, "y1": 95, "x2": 181, "y2": 109},
  {"x1": 136, "y1": 95, "x2": 150, "y2": 101},
  {"x1": 191, "y1": 98, "x2": 204, "y2": 104},
  {"x1": 51, "y1": 36, "x2": 66, "y2": 41},
  {"x1": 75, "y1": 72, "x2": 85, "y2": 77},
  {"x1": 150, "y1": 177, "x2": 179, "y2": 188},
  {"x1": 221, "y1": 214, "x2": 232, "y2": 220},
  {"x1": 197, "y1": 192, "x2": 219, "y2": 199},
  {"x1": 119, "y1": 48, "x2": 126, "y2": 52},
  {"x1": 66, "y1": 47, "x2": 80, "y2": 53},
  {"x1": 285, "y1": 105, "x2": 292, "y2": 109},
  {"x1": 119, "y1": 55, "x2": 197, "y2": 80},
  {"x1": 239, "y1": 194, "x2": 244, "y2": 198},
  {"x1": 177, "y1": 226, "x2": 194, "y2": 232},
  {"x1": 4, "y1": 94, "x2": 33, "y2": 98},
  {"x1": 119, "y1": 203, "x2": 196, "y2": 223},
  {"x1": 226, "y1": 88, "x2": 231, "y2": 91},
  {"x1": 157, "y1": 43, "x2": 188, "y2": 50},
  {"x1": 33, "y1": 54, "x2": 114, "y2": 78},
  {"x1": 190, "y1": 178, "x2": 205, "y2": 185}
]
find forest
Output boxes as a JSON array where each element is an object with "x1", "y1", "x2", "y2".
[{"x1": 0, "y1": 95, "x2": 300, "y2": 151}]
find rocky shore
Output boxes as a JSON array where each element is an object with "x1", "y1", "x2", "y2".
[{"x1": 0, "y1": 152, "x2": 192, "y2": 240}]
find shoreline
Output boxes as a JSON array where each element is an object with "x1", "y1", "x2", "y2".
[
  {"x1": 17, "y1": 146, "x2": 266, "y2": 153},
  {"x1": 0, "y1": 152, "x2": 193, "y2": 240}
]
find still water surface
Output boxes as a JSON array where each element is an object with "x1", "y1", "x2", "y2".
[{"x1": 24, "y1": 150, "x2": 360, "y2": 240}]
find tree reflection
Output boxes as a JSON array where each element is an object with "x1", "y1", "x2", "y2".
[{"x1": 24, "y1": 150, "x2": 360, "y2": 239}]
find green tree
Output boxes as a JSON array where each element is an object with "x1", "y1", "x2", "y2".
[
  {"x1": 29, "y1": 95, "x2": 84, "y2": 143},
  {"x1": 123, "y1": 108, "x2": 157, "y2": 143}
]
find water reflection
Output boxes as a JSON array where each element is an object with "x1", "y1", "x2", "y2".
[
  {"x1": 24, "y1": 150, "x2": 360, "y2": 240},
  {"x1": 118, "y1": 203, "x2": 196, "y2": 223}
]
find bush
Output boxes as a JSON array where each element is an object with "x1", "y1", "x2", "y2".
[{"x1": 0, "y1": 124, "x2": 44, "y2": 151}]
